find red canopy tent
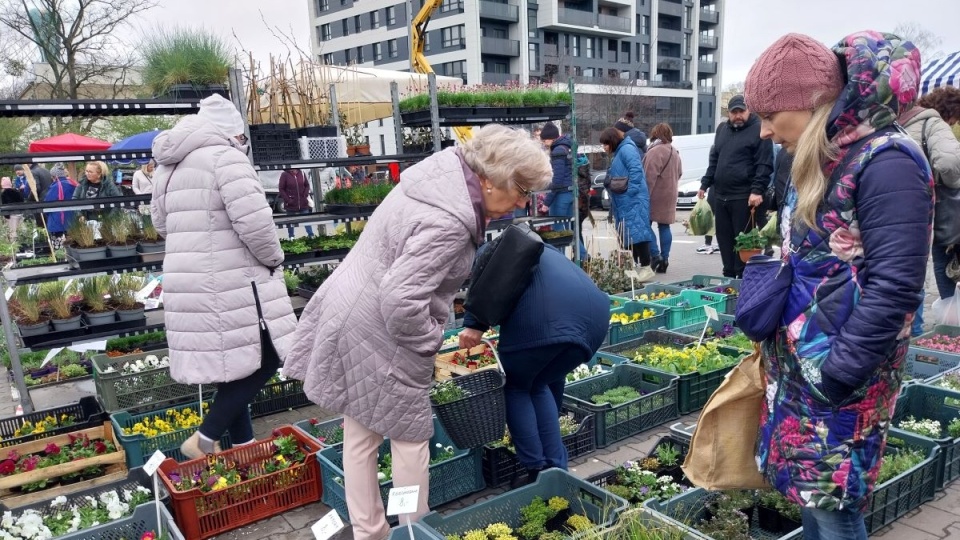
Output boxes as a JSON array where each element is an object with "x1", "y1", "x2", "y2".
[{"x1": 28, "y1": 133, "x2": 112, "y2": 153}]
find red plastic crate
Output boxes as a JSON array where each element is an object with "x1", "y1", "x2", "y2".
[{"x1": 158, "y1": 426, "x2": 322, "y2": 540}]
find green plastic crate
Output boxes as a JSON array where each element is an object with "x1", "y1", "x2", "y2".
[
  {"x1": 667, "y1": 275, "x2": 731, "y2": 291},
  {"x1": 293, "y1": 416, "x2": 345, "y2": 449},
  {"x1": 672, "y1": 315, "x2": 751, "y2": 353},
  {"x1": 317, "y1": 417, "x2": 484, "y2": 523},
  {"x1": 891, "y1": 383, "x2": 960, "y2": 488},
  {"x1": 606, "y1": 302, "x2": 669, "y2": 346},
  {"x1": 420, "y1": 468, "x2": 627, "y2": 538},
  {"x1": 609, "y1": 295, "x2": 632, "y2": 311},
  {"x1": 865, "y1": 429, "x2": 940, "y2": 533},
  {"x1": 110, "y1": 401, "x2": 233, "y2": 468},
  {"x1": 563, "y1": 363, "x2": 679, "y2": 448},
  {"x1": 439, "y1": 327, "x2": 499, "y2": 352},
  {"x1": 387, "y1": 523, "x2": 442, "y2": 540},
  {"x1": 642, "y1": 290, "x2": 727, "y2": 329},
  {"x1": 905, "y1": 326, "x2": 960, "y2": 380},
  {"x1": 643, "y1": 488, "x2": 802, "y2": 540},
  {"x1": 92, "y1": 350, "x2": 214, "y2": 413},
  {"x1": 250, "y1": 377, "x2": 312, "y2": 418}
]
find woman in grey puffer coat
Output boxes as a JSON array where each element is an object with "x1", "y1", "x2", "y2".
[{"x1": 151, "y1": 94, "x2": 296, "y2": 457}]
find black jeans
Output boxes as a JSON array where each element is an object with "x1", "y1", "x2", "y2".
[
  {"x1": 713, "y1": 197, "x2": 752, "y2": 278},
  {"x1": 198, "y1": 343, "x2": 281, "y2": 443}
]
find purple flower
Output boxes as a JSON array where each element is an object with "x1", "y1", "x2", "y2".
[
  {"x1": 207, "y1": 475, "x2": 220, "y2": 487},
  {"x1": 169, "y1": 472, "x2": 181, "y2": 484},
  {"x1": 639, "y1": 487, "x2": 649, "y2": 494}
]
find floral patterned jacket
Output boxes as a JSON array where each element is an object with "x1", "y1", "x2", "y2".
[{"x1": 757, "y1": 31, "x2": 934, "y2": 512}]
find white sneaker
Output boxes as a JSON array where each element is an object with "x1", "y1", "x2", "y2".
[
  {"x1": 696, "y1": 244, "x2": 712, "y2": 253},
  {"x1": 707, "y1": 246, "x2": 719, "y2": 254},
  {"x1": 634, "y1": 265, "x2": 656, "y2": 283}
]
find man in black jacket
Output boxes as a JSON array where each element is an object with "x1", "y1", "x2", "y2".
[{"x1": 698, "y1": 95, "x2": 774, "y2": 278}]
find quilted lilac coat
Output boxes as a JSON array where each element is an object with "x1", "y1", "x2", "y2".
[
  {"x1": 151, "y1": 115, "x2": 297, "y2": 385},
  {"x1": 283, "y1": 149, "x2": 483, "y2": 442}
]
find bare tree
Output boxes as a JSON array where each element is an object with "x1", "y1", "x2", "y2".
[
  {"x1": 893, "y1": 22, "x2": 944, "y2": 62},
  {"x1": 0, "y1": 0, "x2": 158, "y2": 134}
]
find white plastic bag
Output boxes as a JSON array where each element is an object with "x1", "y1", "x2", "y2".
[{"x1": 931, "y1": 284, "x2": 960, "y2": 326}]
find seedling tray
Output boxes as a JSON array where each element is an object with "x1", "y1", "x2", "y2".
[
  {"x1": 606, "y1": 302, "x2": 669, "y2": 346},
  {"x1": 92, "y1": 350, "x2": 215, "y2": 414},
  {"x1": 640, "y1": 290, "x2": 727, "y2": 329},
  {"x1": 111, "y1": 401, "x2": 233, "y2": 468},
  {"x1": 0, "y1": 396, "x2": 105, "y2": 448},
  {"x1": 250, "y1": 377, "x2": 311, "y2": 418},
  {"x1": 890, "y1": 383, "x2": 960, "y2": 488}
]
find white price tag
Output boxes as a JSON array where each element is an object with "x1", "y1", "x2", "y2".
[
  {"x1": 5, "y1": 288, "x2": 12, "y2": 301},
  {"x1": 704, "y1": 305, "x2": 719, "y2": 321},
  {"x1": 142, "y1": 450, "x2": 166, "y2": 477},
  {"x1": 311, "y1": 510, "x2": 345, "y2": 540},
  {"x1": 144, "y1": 298, "x2": 161, "y2": 310},
  {"x1": 623, "y1": 269, "x2": 640, "y2": 280},
  {"x1": 386, "y1": 485, "x2": 420, "y2": 516}
]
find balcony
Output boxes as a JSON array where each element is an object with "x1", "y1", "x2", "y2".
[
  {"x1": 481, "y1": 36, "x2": 521, "y2": 56},
  {"x1": 482, "y1": 72, "x2": 520, "y2": 85},
  {"x1": 543, "y1": 43, "x2": 559, "y2": 58},
  {"x1": 597, "y1": 13, "x2": 630, "y2": 33},
  {"x1": 658, "y1": 0, "x2": 683, "y2": 17},
  {"x1": 479, "y1": 0, "x2": 519, "y2": 22},
  {"x1": 558, "y1": 7, "x2": 595, "y2": 28},
  {"x1": 700, "y1": 9, "x2": 719, "y2": 24},
  {"x1": 657, "y1": 28, "x2": 683, "y2": 44},
  {"x1": 698, "y1": 85, "x2": 715, "y2": 95},
  {"x1": 657, "y1": 56, "x2": 682, "y2": 70},
  {"x1": 644, "y1": 80, "x2": 693, "y2": 89},
  {"x1": 698, "y1": 60, "x2": 717, "y2": 74},
  {"x1": 699, "y1": 35, "x2": 718, "y2": 49}
]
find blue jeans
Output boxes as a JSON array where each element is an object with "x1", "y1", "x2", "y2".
[
  {"x1": 801, "y1": 507, "x2": 867, "y2": 540},
  {"x1": 932, "y1": 243, "x2": 956, "y2": 299},
  {"x1": 649, "y1": 223, "x2": 673, "y2": 260},
  {"x1": 913, "y1": 293, "x2": 926, "y2": 337},
  {"x1": 548, "y1": 191, "x2": 573, "y2": 231},
  {"x1": 499, "y1": 344, "x2": 588, "y2": 470},
  {"x1": 286, "y1": 209, "x2": 315, "y2": 239}
]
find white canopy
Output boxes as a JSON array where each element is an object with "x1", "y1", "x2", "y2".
[
  {"x1": 921, "y1": 51, "x2": 960, "y2": 96},
  {"x1": 255, "y1": 63, "x2": 463, "y2": 126}
]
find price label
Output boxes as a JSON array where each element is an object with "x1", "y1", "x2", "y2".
[
  {"x1": 704, "y1": 305, "x2": 719, "y2": 321},
  {"x1": 311, "y1": 510, "x2": 345, "y2": 540},
  {"x1": 143, "y1": 450, "x2": 166, "y2": 477},
  {"x1": 623, "y1": 269, "x2": 640, "y2": 280},
  {"x1": 386, "y1": 485, "x2": 420, "y2": 516}
]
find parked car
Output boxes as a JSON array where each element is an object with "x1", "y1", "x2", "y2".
[
  {"x1": 677, "y1": 179, "x2": 700, "y2": 209},
  {"x1": 590, "y1": 170, "x2": 606, "y2": 209}
]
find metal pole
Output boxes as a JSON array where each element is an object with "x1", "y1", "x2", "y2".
[
  {"x1": 428, "y1": 73, "x2": 441, "y2": 152},
  {"x1": 330, "y1": 84, "x2": 340, "y2": 135},
  {"x1": 0, "y1": 280, "x2": 34, "y2": 413},
  {"x1": 568, "y1": 78, "x2": 581, "y2": 265},
  {"x1": 391, "y1": 82, "x2": 404, "y2": 156}
]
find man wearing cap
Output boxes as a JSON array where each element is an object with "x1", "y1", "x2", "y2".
[
  {"x1": 697, "y1": 94, "x2": 773, "y2": 278},
  {"x1": 540, "y1": 122, "x2": 574, "y2": 231}
]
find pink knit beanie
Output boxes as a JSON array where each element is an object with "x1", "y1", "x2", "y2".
[{"x1": 744, "y1": 33, "x2": 845, "y2": 115}]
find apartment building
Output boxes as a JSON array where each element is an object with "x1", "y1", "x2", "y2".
[{"x1": 309, "y1": 0, "x2": 724, "y2": 153}]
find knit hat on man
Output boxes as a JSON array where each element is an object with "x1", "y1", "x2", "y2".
[
  {"x1": 197, "y1": 94, "x2": 245, "y2": 138},
  {"x1": 540, "y1": 122, "x2": 560, "y2": 140},
  {"x1": 614, "y1": 118, "x2": 633, "y2": 133},
  {"x1": 744, "y1": 33, "x2": 845, "y2": 115}
]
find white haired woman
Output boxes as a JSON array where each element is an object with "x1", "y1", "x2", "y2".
[{"x1": 283, "y1": 124, "x2": 552, "y2": 540}]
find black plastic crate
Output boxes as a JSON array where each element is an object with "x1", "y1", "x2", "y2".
[
  {"x1": 0, "y1": 396, "x2": 106, "y2": 448},
  {"x1": 891, "y1": 383, "x2": 960, "y2": 488},
  {"x1": 586, "y1": 434, "x2": 692, "y2": 500},
  {"x1": 864, "y1": 429, "x2": 940, "y2": 534},
  {"x1": 481, "y1": 406, "x2": 596, "y2": 486},
  {"x1": 250, "y1": 378, "x2": 312, "y2": 418}
]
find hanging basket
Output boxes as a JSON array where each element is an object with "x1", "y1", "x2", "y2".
[{"x1": 430, "y1": 339, "x2": 506, "y2": 448}]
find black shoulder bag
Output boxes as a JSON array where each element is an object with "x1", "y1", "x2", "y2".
[{"x1": 464, "y1": 224, "x2": 544, "y2": 327}]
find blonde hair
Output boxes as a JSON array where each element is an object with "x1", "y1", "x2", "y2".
[
  {"x1": 462, "y1": 124, "x2": 552, "y2": 192},
  {"x1": 790, "y1": 103, "x2": 838, "y2": 229},
  {"x1": 85, "y1": 161, "x2": 110, "y2": 178}
]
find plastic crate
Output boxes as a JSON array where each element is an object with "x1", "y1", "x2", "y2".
[
  {"x1": 669, "y1": 422, "x2": 696, "y2": 442},
  {"x1": 642, "y1": 290, "x2": 728, "y2": 329},
  {"x1": 317, "y1": 417, "x2": 485, "y2": 523},
  {"x1": 667, "y1": 275, "x2": 731, "y2": 291},
  {"x1": 0, "y1": 395, "x2": 105, "y2": 448},
  {"x1": 482, "y1": 406, "x2": 596, "y2": 487},
  {"x1": 904, "y1": 326, "x2": 960, "y2": 379},
  {"x1": 0, "y1": 466, "x2": 166, "y2": 513},
  {"x1": 644, "y1": 488, "x2": 802, "y2": 539},
  {"x1": 609, "y1": 295, "x2": 632, "y2": 311},
  {"x1": 419, "y1": 468, "x2": 627, "y2": 538},
  {"x1": 299, "y1": 136, "x2": 345, "y2": 160},
  {"x1": 563, "y1": 363, "x2": 680, "y2": 448},
  {"x1": 293, "y1": 416, "x2": 344, "y2": 448},
  {"x1": 891, "y1": 383, "x2": 960, "y2": 488},
  {"x1": 864, "y1": 429, "x2": 940, "y2": 534},
  {"x1": 249, "y1": 377, "x2": 312, "y2": 418},
  {"x1": 111, "y1": 401, "x2": 233, "y2": 468},
  {"x1": 158, "y1": 426, "x2": 322, "y2": 540},
  {"x1": 606, "y1": 302, "x2": 669, "y2": 346},
  {"x1": 671, "y1": 315, "x2": 751, "y2": 352},
  {"x1": 92, "y1": 350, "x2": 214, "y2": 414},
  {"x1": 601, "y1": 329, "x2": 698, "y2": 358},
  {"x1": 387, "y1": 522, "x2": 443, "y2": 540},
  {"x1": 586, "y1": 435, "x2": 692, "y2": 498},
  {"x1": 20, "y1": 501, "x2": 184, "y2": 540}
]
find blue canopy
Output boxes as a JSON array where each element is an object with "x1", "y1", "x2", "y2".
[
  {"x1": 921, "y1": 51, "x2": 960, "y2": 96},
  {"x1": 107, "y1": 130, "x2": 161, "y2": 165}
]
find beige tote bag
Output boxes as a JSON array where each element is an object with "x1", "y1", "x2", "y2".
[{"x1": 681, "y1": 345, "x2": 771, "y2": 490}]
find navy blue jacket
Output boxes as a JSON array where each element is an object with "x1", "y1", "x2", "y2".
[
  {"x1": 544, "y1": 135, "x2": 572, "y2": 207},
  {"x1": 464, "y1": 245, "x2": 608, "y2": 356}
]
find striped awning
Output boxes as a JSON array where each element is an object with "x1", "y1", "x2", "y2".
[{"x1": 921, "y1": 51, "x2": 960, "y2": 96}]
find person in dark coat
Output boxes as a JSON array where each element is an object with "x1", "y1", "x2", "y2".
[
  {"x1": 30, "y1": 164, "x2": 53, "y2": 202},
  {"x1": 623, "y1": 111, "x2": 648, "y2": 154},
  {"x1": 772, "y1": 148, "x2": 794, "y2": 225},
  {"x1": 460, "y1": 244, "x2": 608, "y2": 488},
  {"x1": 601, "y1": 127, "x2": 656, "y2": 281},
  {"x1": 73, "y1": 161, "x2": 122, "y2": 200},
  {"x1": 44, "y1": 171, "x2": 78, "y2": 244},
  {"x1": 278, "y1": 168, "x2": 314, "y2": 238},
  {"x1": 540, "y1": 123, "x2": 574, "y2": 231}
]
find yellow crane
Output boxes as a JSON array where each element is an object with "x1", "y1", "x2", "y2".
[{"x1": 410, "y1": 0, "x2": 473, "y2": 143}]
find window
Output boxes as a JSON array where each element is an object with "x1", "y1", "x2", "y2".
[
  {"x1": 354, "y1": 15, "x2": 362, "y2": 32},
  {"x1": 528, "y1": 43, "x2": 540, "y2": 71},
  {"x1": 585, "y1": 37, "x2": 594, "y2": 59},
  {"x1": 356, "y1": 46, "x2": 364, "y2": 63},
  {"x1": 379, "y1": 134, "x2": 385, "y2": 154},
  {"x1": 345, "y1": 48, "x2": 352, "y2": 63},
  {"x1": 584, "y1": 67, "x2": 595, "y2": 78},
  {"x1": 642, "y1": 44, "x2": 650, "y2": 63},
  {"x1": 323, "y1": 53, "x2": 334, "y2": 65},
  {"x1": 342, "y1": 19, "x2": 349, "y2": 36},
  {"x1": 389, "y1": 39, "x2": 398, "y2": 57},
  {"x1": 442, "y1": 60, "x2": 467, "y2": 83},
  {"x1": 621, "y1": 41, "x2": 630, "y2": 63},
  {"x1": 684, "y1": 33, "x2": 691, "y2": 56},
  {"x1": 493, "y1": 28, "x2": 507, "y2": 38},
  {"x1": 320, "y1": 24, "x2": 331, "y2": 42},
  {"x1": 317, "y1": 0, "x2": 329, "y2": 12},
  {"x1": 387, "y1": 6, "x2": 396, "y2": 25},
  {"x1": 684, "y1": 6, "x2": 693, "y2": 28},
  {"x1": 424, "y1": 32, "x2": 431, "y2": 51},
  {"x1": 441, "y1": 25, "x2": 464, "y2": 48},
  {"x1": 440, "y1": 0, "x2": 462, "y2": 12},
  {"x1": 641, "y1": 15, "x2": 650, "y2": 35},
  {"x1": 370, "y1": 11, "x2": 380, "y2": 29},
  {"x1": 528, "y1": 8, "x2": 538, "y2": 38},
  {"x1": 683, "y1": 59, "x2": 690, "y2": 80},
  {"x1": 340, "y1": 0, "x2": 346, "y2": 5},
  {"x1": 373, "y1": 42, "x2": 382, "y2": 61},
  {"x1": 571, "y1": 35, "x2": 580, "y2": 57}
]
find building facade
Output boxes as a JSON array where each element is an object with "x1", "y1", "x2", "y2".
[{"x1": 308, "y1": 0, "x2": 724, "y2": 153}]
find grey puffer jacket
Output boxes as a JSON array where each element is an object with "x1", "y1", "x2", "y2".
[
  {"x1": 283, "y1": 148, "x2": 483, "y2": 442},
  {"x1": 901, "y1": 106, "x2": 960, "y2": 188},
  {"x1": 151, "y1": 115, "x2": 296, "y2": 384}
]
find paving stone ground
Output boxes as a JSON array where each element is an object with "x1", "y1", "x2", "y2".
[{"x1": 1, "y1": 211, "x2": 953, "y2": 539}]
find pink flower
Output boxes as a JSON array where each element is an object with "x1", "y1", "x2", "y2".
[
  {"x1": 832, "y1": 460, "x2": 851, "y2": 488},
  {"x1": 889, "y1": 55, "x2": 920, "y2": 105},
  {"x1": 45, "y1": 443, "x2": 60, "y2": 455},
  {"x1": 0, "y1": 460, "x2": 14, "y2": 475},
  {"x1": 828, "y1": 225, "x2": 863, "y2": 263}
]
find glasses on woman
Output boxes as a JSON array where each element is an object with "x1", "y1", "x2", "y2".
[{"x1": 513, "y1": 179, "x2": 533, "y2": 197}]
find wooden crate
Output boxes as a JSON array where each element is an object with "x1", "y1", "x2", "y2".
[
  {"x1": 0, "y1": 422, "x2": 127, "y2": 507},
  {"x1": 434, "y1": 345, "x2": 499, "y2": 381}
]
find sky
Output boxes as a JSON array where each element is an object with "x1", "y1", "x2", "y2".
[{"x1": 141, "y1": 0, "x2": 960, "y2": 88}]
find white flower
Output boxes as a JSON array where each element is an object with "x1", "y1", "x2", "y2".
[
  {"x1": 122, "y1": 489, "x2": 132, "y2": 502},
  {"x1": 135, "y1": 485, "x2": 151, "y2": 495},
  {"x1": 50, "y1": 496, "x2": 67, "y2": 507},
  {"x1": 377, "y1": 472, "x2": 386, "y2": 480},
  {"x1": 658, "y1": 475, "x2": 673, "y2": 483},
  {"x1": 1, "y1": 511, "x2": 12, "y2": 528},
  {"x1": 102, "y1": 366, "x2": 116, "y2": 374}
]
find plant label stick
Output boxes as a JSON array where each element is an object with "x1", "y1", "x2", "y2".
[
  {"x1": 143, "y1": 450, "x2": 166, "y2": 538},
  {"x1": 624, "y1": 269, "x2": 640, "y2": 298},
  {"x1": 198, "y1": 385, "x2": 203, "y2": 420},
  {"x1": 311, "y1": 509, "x2": 345, "y2": 540},
  {"x1": 697, "y1": 306, "x2": 719, "y2": 347},
  {"x1": 386, "y1": 485, "x2": 419, "y2": 516}
]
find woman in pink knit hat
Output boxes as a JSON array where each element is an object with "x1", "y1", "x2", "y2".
[{"x1": 743, "y1": 32, "x2": 932, "y2": 539}]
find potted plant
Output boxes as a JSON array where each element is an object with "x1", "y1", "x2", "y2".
[
  {"x1": 40, "y1": 280, "x2": 82, "y2": 331},
  {"x1": 345, "y1": 124, "x2": 370, "y2": 156},
  {"x1": 402, "y1": 127, "x2": 433, "y2": 154},
  {"x1": 142, "y1": 28, "x2": 231, "y2": 99},
  {"x1": 65, "y1": 217, "x2": 107, "y2": 264},
  {"x1": 137, "y1": 209, "x2": 165, "y2": 262},
  {"x1": 734, "y1": 228, "x2": 765, "y2": 263},
  {"x1": 100, "y1": 212, "x2": 139, "y2": 258},
  {"x1": 110, "y1": 274, "x2": 145, "y2": 321},
  {"x1": 11, "y1": 285, "x2": 49, "y2": 337},
  {"x1": 79, "y1": 276, "x2": 116, "y2": 327}
]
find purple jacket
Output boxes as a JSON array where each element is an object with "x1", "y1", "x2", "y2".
[{"x1": 279, "y1": 169, "x2": 310, "y2": 212}]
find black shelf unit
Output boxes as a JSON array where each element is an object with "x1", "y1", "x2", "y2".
[
  {"x1": 271, "y1": 210, "x2": 374, "y2": 229},
  {"x1": 399, "y1": 106, "x2": 570, "y2": 128},
  {"x1": 0, "y1": 98, "x2": 201, "y2": 118},
  {"x1": 0, "y1": 195, "x2": 151, "y2": 216},
  {"x1": 254, "y1": 152, "x2": 431, "y2": 171},
  {"x1": 3, "y1": 260, "x2": 164, "y2": 286},
  {"x1": 0, "y1": 150, "x2": 153, "y2": 166}
]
